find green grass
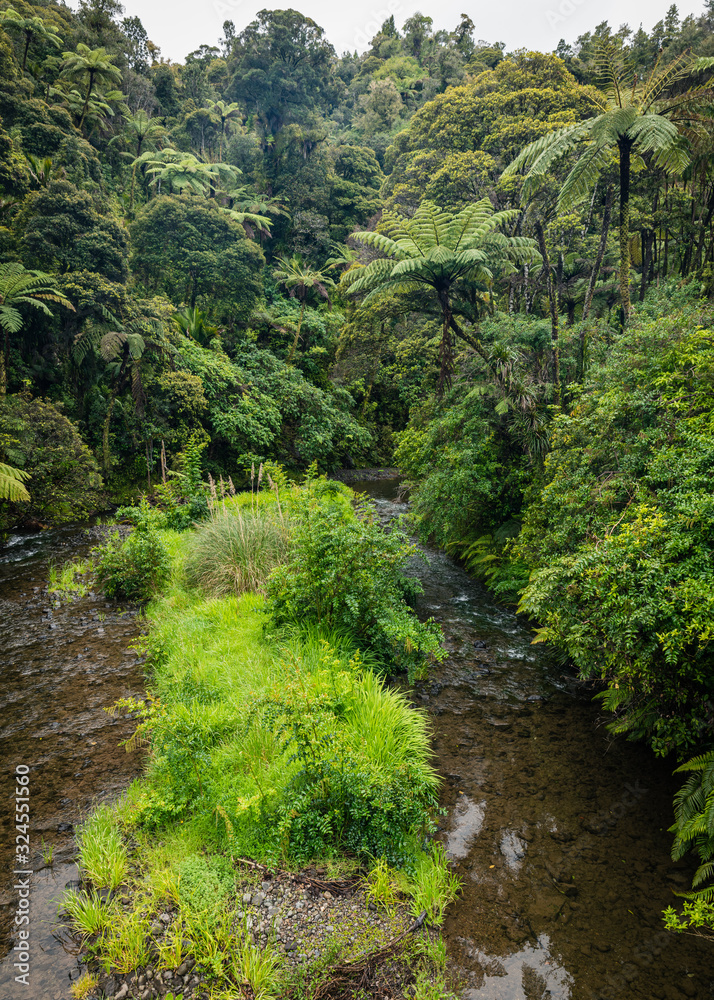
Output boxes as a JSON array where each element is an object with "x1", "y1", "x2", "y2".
[
  {"x1": 184, "y1": 505, "x2": 291, "y2": 596},
  {"x1": 76, "y1": 805, "x2": 128, "y2": 890},
  {"x1": 47, "y1": 557, "x2": 94, "y2": 598},
  {"x1": 61, "y1": 888, "x2": 115, "y2": 937}
]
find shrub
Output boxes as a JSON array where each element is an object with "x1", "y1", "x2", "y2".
[
  {"x1": 516, "y1": 315, "x2": 714, "y2": 755},
  {"x1": 0, "y1": 393, "x2": 102, "y2": 531},
  {"x1": 266, "y1": 478, "x2": 444, "y2": 676},
  {"x1": 96, "y1": 500, "x2": 171, "y2": 601},
  {"x1": 184, "y1": 505, "x2": 291, "y2": 596}
]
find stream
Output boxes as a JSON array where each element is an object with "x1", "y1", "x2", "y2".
[
  {"x1": 0, "y1": 483, "x2": 711, "y2": 1000},
  {"x1": 349, "y1": 475, "x2": 711, "y2": 1000},
  {"x1": 0, "y1": 527, "x2": 146, "y2": 1000}
]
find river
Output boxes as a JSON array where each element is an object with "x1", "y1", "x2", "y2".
[
  {"x1": 0, "y1": 485, "x2": 710, "y2": 1000},
  {"x1": 349, "y1": 476, "x2": 710, "y2": 1000}
]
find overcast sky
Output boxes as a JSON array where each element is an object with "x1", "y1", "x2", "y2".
[{"x1": 72, "y1": 0, "x2": 707, "y2": 61}]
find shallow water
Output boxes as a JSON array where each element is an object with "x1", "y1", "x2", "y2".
[
  {"x1": 0, "y1": 528, "x2": 146, "y2": 1000},
  {"x1": 351, "y1": 478, "x2": 712, "y2": 1000}
]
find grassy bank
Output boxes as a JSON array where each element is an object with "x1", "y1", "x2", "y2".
[{"x1": 60, "y1": 478, "x2": 458, "y2": 1000}]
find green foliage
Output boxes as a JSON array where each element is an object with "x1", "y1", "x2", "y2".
[
  {"x1": 96, "y1": 517, "x2": 171, "y2": 601},
  {"x1": 176, "y1": 853, "x2": 235, "y2": 920},
  {"x1": 129, "y1": 196, "x2": 264, "y2": 319},
  {"x1": 669, "y1": 749, "x2": 714, "y2": 898},
  {"x1": 267, "y1": 478, "x2": 445, "y2": 676},
  {"x1": 0, "y1": 394, "x2": 102, "y2": 530},
  {"x1": 663, "y1": 897, "x2": 714, "y2": 942},
  {"x1": 0, "y1": 459, "x2": 30, "y2": 501},
  {"x1": 516, "y1": 307, "x2": 714, "y2": 755}
]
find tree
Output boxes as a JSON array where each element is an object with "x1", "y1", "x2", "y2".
[
  {"x1": 60, "y1": 43, "x2": 122, "y2": 127},
  {"x1": 228, "y1": 9, "x2": 337, "y2": 189},
  {"x1": 342, "y1": 199, "x2": 540, "y2": 391},
  {"x1": 503, "y1": 42, "x2": 709, "y2": 323},
  {"x1": 272, "y1": 256, "x2": 335, "y2": 362},
  {"x1": 129, "y1": 196, "x2": 264, "y2": 319},
  {"x1": 0, "y1": 261, "x2": 74, "y2": 394},
  {"x1": 0, "y1": 5, "x2": 63, "y2": 72},
  {"x1": 206, "y1": 99, "x2": 243, "y2": 160}
]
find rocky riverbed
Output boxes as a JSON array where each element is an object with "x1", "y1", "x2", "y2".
[{"x1": 80, "y1": 871, "x2": 418, "y2": 999}]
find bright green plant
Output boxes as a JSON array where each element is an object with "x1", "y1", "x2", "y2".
[
  {"x1": 663, "y1": 897, "x2": 714, "y2": 941},
  {"x1": 61, "y1": 888, "x2": 115, "y2": 938},
  {"x1": 267, "y1": 478, "x2": 444, "y2": 677},
  {"x1": 407, "y1": 844, "x2": 460, "y2": 924},
  {"x1": 364, "y1": 857, "x2": 401, "y2": 910},
  {"x1": 77, "y1": 805, "x2": 128, "y2": 890}
]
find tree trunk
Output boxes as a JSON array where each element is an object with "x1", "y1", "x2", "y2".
[
  {"x1": 534, "y1": 220, "x2": 560, "y2": 401},
  {"x1": 286, "y1": 300, "x2": 306, "y2": 363},
  {"x1": 22, "y1": 31, "x2": 31, "y2": 72},
  {"x1": 0, "y1": 327, "x2": 8, "y2": 395},
  {"x1": 617, "y1": 137, "x2": 633, "y2": 327},
  {"x1": 639, "y1": 230, "x2": 654, "y2": 302},
  {"x1": 437, "y1": 291, "x2": 454, "y2": 396}
]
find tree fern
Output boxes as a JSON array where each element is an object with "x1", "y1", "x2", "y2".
[
  {"x1": 670, "y1": 748, "x2": 714, "y2": 898},
  {"x1": 0, "y1": 462, "x2": 30, "y2": 502},
  {"x1": 504, "y1": 39, "x2": 710, "y2": 323}
]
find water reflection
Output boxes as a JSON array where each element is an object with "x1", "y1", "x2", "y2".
[
  {"x1": 446, "y1": 796, "x2": 487, "y2": 859},
  {"x1": 459, "y1": 934, "x2": 573, "y2": 999}
]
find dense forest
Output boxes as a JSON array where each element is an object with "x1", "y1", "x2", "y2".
[{"x1": 2, "y1": 0, "x2": 714, "y2": 949}]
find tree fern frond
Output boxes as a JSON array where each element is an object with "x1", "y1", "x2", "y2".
[
  {"x1": 558, "y1": 144, "x2": 612, "y2": 212},
  {"x1": 502, "y1": 123, "x2": 585, "y2": 178},
  {"x1": 0, "y1": 462, "x2": 30, "y2": 502}
]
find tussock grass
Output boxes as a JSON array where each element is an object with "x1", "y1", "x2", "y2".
[
  {"x1": 343, "y1": 670, "x2": 439, "y2": 789},
  {"x1": 184, "y1": 506, "x2": 291, "y2": 596},
  {"x1": 77, "y1": 805, "x2": 128, "y2": 890},
  {"x1": 61, "y1": 888, "x2": 114, "y2": 937}
]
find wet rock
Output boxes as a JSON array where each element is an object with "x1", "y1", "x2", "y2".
[{"x1": 473, "y1": 640, "x2": 487, "y2": 649}]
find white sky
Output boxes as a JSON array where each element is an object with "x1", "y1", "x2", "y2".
[{"x1": 70, "y1": 0, "x2": 708, "y2": 61}]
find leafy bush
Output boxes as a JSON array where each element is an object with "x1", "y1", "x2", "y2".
[
  {"x1": 96, "y1": 506, "x2": 171, "y2": 601},
  {"x1": 0, "y1": 393, "x2": 102, "y2": 531},
  {"x1": 266, "y1": 478, "x2": 444, "y2": 676},
  {"x1": 184, "y1": 504, "x2": 291, "y2": 596},
  {"x1": 516, "y1": 312, "x2": 714, "y2": 755}
]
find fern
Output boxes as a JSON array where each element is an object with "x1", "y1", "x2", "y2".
[{"x1": 0, "y1": 461, "x2": 31, "y2": 502}]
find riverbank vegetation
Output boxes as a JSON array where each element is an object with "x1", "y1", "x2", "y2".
[
  {"x1": 61, "y1": 476, "x2": 456, "y2": 997},
  {"x1": 2, "y1": 0, "x2": 714, "y2": 951}
]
